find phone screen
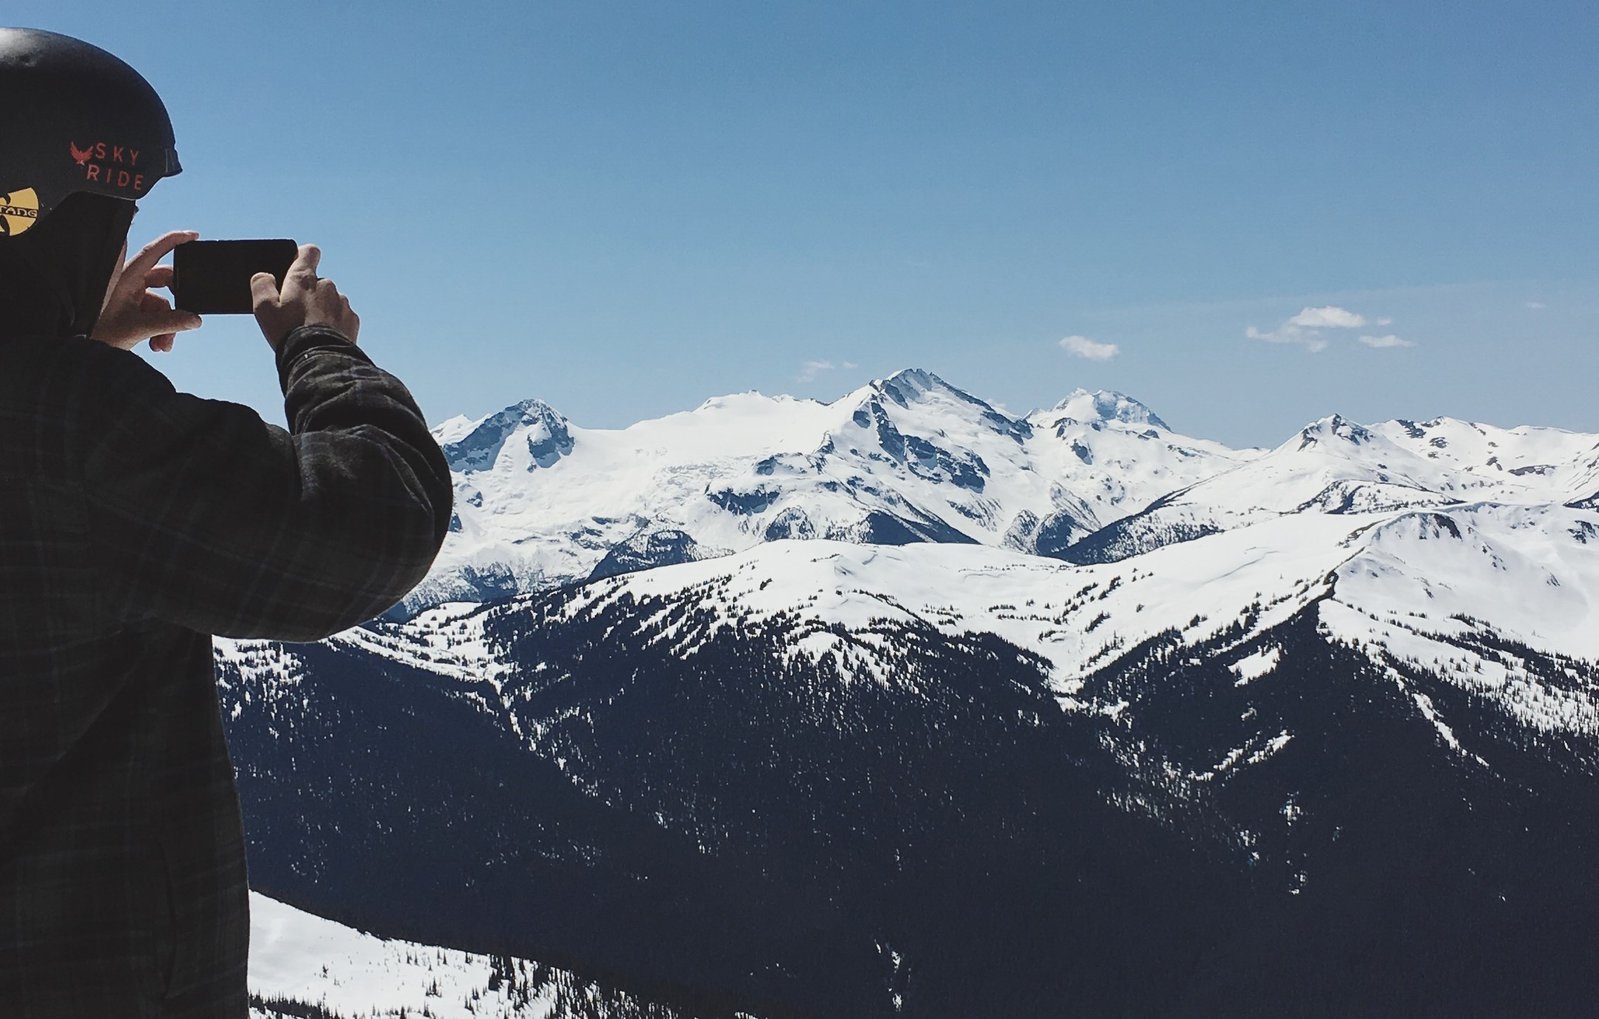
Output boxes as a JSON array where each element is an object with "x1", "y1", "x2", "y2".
[{"x1": 172, "y1": 239, "x2": 298, "y2": 315}]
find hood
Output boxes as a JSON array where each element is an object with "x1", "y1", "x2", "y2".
[{"x1": 0, "y1": 191, "x2": 134, "y2": 340}]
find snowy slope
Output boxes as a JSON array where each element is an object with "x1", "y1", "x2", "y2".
[
  {"x1": 1060, "y1": 412, "x2": 1594, "y2": 565},
  {"x1": 1323, "y1": 504, "x2": 1599, "y2": 737},
  {"x1": 536, "y1": 501, "x2": 1599, "y2": 743},
  {"x1": 249, "y1": 892, "x2": 556, "y2": 1018},
  {"x1": 248, "y1": 893, "x2": 721, "y2": 1019},
  {"x1": 1371, "y1": 416, "x2": 1599, "y2": 505}
]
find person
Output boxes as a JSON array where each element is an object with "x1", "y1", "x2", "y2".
[{"x1": 0, "y1": 27, "x2": 453, "y2": 1016}]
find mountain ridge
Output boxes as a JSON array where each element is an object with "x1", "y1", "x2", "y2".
[{"x1": 414, "y1": 368, "x2": 1593, "y2": 615}]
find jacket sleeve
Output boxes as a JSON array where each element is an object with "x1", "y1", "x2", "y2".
[{"x1": 81, "y1": 326, "x2": 454, "y2": 641}]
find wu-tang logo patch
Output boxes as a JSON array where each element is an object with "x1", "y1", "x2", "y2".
[{"x1": 0, "y1": 189, "x2": 40, "y2": 236}]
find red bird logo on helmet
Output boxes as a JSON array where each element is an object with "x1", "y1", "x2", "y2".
[{"x1": 69, "y1": 141, "x2": 94, "y2": 166}]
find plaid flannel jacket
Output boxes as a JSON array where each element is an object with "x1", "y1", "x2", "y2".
[{"x1": 0, "y1": 325, "x2": 452, "y2": 1016}]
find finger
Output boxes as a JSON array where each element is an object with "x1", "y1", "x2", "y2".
[
  {"x1": 150, "y1": 333, "x2": 175, "y2": 353},
  {"x1": 124, "y1": 230, "x2": 199, "y2": 285},
  {"x1": 283, "y1": 244, "x2": 321, "y2": 295},
  {"x1": 250, "y1": 272, "x2": 280, "y2": 310},
  {"x1": 138, "y1": 291, "x2": 202, "y2": 333},
  {"x1": 158, "y1": 311, "x2": 202, "y2": 333},
  {"x1": 145, "y1": 264, "x2": 175, "y2": 290}
]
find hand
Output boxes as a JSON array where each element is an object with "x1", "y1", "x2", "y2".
[
  {"x1": 250, "y1": 244, "x2": 360, "y2": 351},
  {"x1": 92, "y1": 230, "x2": 203, "y2": 353}
]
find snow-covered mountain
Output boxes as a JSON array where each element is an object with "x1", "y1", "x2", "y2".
[
  {"x1": 410, "y1": 370, "x2": 1249, "y2": 611},
  {"x1": 225, "y1": 372, "x2": 1599, "y2": 1016},
  {"x1": 415, "y1": 369, "x2": 1599, "y2": 614},
  {"x1": 343, "y1": 497, "x2": 1598, "y2": 867}
]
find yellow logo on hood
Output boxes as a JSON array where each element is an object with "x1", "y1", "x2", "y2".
[{"x1": 0, "y1": 188, "x2": 40, "y2": 236}]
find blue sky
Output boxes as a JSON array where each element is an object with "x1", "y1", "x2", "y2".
[{"x1": 15, "y1": 2, "x2": 1597, "y2": 446}]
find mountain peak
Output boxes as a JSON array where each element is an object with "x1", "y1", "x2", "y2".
[
  {"x1": 858, "y1": 368, "x2": 1031, "y2": 442},
  {"x1": 1041, "y1": 389, "x2": 1170, "y2": 431},
  {"x1": 1294, "y1": 414, "x2": 1375, "y2": 450},
  {"x1": 442, "y1": 397, "x2": 573, "y2": 474},
  {"x1": 872, "y1": 368, "x2": 971, "y2": 404}
]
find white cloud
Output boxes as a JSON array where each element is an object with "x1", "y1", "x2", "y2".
[
  {"x1": 1526, "y1": 301, "x2": 1547, "y2": 310},
  {"x1": 1059, "y1": 334, "x2": 1120, "y2": 361},
  {"x1": 842, "y1": 360, "x2": 859, "y2": 369},
  {"x1": 1247, "y1": 305, "x2": 1386, "y2": 353},
  {"x1": 797, "y1": 359, "x2": 835, "y2": 382},
  {"x1": 1287, "y1": 305, "x2": 1367, "y2": 329},
  {"x1": 1359, "y1": 333, "x2": 1415, "y2": 349}
]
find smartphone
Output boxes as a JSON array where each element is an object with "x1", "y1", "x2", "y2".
[{"x1": 172, "y1": 239, "x2": 298, "y2": 315}]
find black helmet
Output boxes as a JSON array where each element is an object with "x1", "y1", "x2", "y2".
[{"x1": 0, "y1": 28, "x2": 181, "y2": 237}]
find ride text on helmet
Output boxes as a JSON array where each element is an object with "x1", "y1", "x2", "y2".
[{"x1": 69, "y1": 141, "x2": 145, "y2": 192}]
